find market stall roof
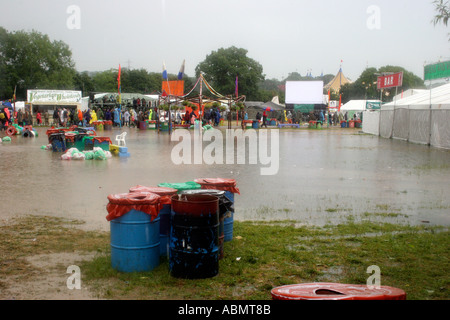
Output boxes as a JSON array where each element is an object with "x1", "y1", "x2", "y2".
[
  {"x1": 244, "y1": 101, "x2": 264, "y2": 108},
  {"x1": 258, "y1": 100, "x2": 285, "y2": 111},
  {"x1": 94, "y1": 93, "x2": 159, "y2": 102}
]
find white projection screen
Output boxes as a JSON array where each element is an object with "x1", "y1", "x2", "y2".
[{"x1": 285, "y1": 81, "x2": 324, "y2": 104}]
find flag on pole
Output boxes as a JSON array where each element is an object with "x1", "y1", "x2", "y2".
[
  {"x1": 117, "y1": 64, "x2": 121, "y2": 93},
  {"x1": 162, "y1": 62, "x2": 168, "y2": 80},
  {"x1": 235, "y1": 76, "x2": 238, "y2": 97},
  {"x1": 177, "y1": 59, "x2": 185, "y2": 80},
  {"x1": 117, "y1": 64, "x2": 122, "y2": 104}
]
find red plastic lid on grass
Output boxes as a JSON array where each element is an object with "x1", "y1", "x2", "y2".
[
  {"x1": 194, "y1": 178, "x2": 240, "y2": 195},
  {"x1": 271, "y1": 283, "x2": 406, "y2": 300},
  {"x1": 129, "y1": 185, "x2": 178, "y2": 205},
  {"x1": 106, "y1": 192, "x2": 161, "y2": 222}
]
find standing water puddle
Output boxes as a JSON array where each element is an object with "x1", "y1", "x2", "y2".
[{"x1": 0, "y1": 126, "x2": 449, "y2": 231}]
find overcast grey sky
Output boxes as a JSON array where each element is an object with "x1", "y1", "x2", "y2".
[{"x1": 2, "y1": 0, "x2": 449, "y2": 81}]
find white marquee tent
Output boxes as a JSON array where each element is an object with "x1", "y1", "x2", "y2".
[
  {"x1": 383, "y1": 83, "x2": 450, "y2": 107},
  {"x1": 364, "y1": 82, "x2": 450, "y2": 149}
]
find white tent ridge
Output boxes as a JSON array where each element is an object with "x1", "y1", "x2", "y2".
[
  {"x1": 383, "y1": 83, "x2": 450, "y2": 108},
  {"x1": 340, "y1": 100, "x2": 380, "y2": 111}
]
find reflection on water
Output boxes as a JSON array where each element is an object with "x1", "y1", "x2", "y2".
[{"x1": 1, "y1": 126, "x2": 449, "y2": 231}]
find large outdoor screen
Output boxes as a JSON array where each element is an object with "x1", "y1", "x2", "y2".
[{"x1": 285, "y1": 81, "x2": 324, "y2": 104}]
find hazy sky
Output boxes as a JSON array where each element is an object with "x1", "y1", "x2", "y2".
[{"x1": 2, "y1": 0, "x2": 449, "y2": 82}]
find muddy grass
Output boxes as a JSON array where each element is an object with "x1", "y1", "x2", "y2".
[{"x1": 0, "y1": 215, "x2": 448, "y2": 300}]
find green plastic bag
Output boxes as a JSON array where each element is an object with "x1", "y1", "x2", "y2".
[
  {"x1": 2, "y1": 136, "x2": 11, "y2": 142},
  {"x1": 84, "y1": 151, "x2": 94, "y2": 160},
  {"x1": 94, "y1": 149, "x2": 106, "y2": 160},
  {"x1": 157, "y1": 181, "x2": 201, "y2": 192}
]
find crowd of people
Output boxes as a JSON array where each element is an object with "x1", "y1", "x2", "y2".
[
  {"x1": 2, "y1": 103, "x2": 363, "y2": 131},
  {"x1": 1, "y1": 106, "x2": 42, "y2": 130}
]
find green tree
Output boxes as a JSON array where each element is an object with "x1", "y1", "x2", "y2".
[
  {"x1": 433, "y1": 0, "x2": 450, "y2": 26},
  {"x1": 195, "y1": 46, "x2": 265, "y2": 100},
  {"x1": 91, "y1": 69, "x2": 117, "y2": 92},
  {"x1": 340, "y1": 66, "x2": 425, "y2": 104},
  {"x1": 0, "y1": 27, "x2": 76, "y2": 99},
  {"x1": 74, "y1": 71, "x2": 95, "y2": 96},
  {"x1": 432, "y1": 0, "x2": 450, "y2": 40}
]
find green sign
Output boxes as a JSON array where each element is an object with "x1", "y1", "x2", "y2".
[
  {"x1": 366, "y1": 101, "x2": 381, "y2": 110},
  {"x1": 424, "y1": 61, "x2": 450, "y2": 81}
]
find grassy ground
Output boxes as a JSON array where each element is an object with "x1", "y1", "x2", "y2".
[{"x1": 0, "y1": 215, "x2": 448, "y2": 300}]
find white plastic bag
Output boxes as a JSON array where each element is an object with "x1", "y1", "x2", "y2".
[
  {"x1": 61, "y1": 153, "x2": 72, "y2": 160},
  {"x1": 72, "y1": 152, "x2": 86, "y2": 160}
]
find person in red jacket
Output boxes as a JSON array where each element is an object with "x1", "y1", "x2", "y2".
[
  {"x1": 36, "y1": 110, "x2": 42, "y2": 125},
  {"x1": 77, "y1": 108, "x2": 83, "y2": 126}
]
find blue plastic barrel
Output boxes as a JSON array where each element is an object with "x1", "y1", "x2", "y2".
[
  {"x1": 193, "y1": 178, "x2": 239, "y2": 242},
  {"x1": 158, "y1": 203, "x2": 171, "y2": 257},
  {"x1": 110, "y1": 210, "x2": 160, "y2": 272},
  {"x1": 49, "y1": 133, "x2": 66, "y2": 152},
  {"x1": 128, "y1": 186, "x2": 178, "y2": 258},
  {"x1": 169, "y1": 194, "x2": 220, "y2": 279},
  {"x1": 223, "y1": 191, "x2": 234, "y2": 241}
]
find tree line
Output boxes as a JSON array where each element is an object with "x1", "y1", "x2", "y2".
[{"x1": 0, "y1": 27, "x2": 426, "y2": 105}]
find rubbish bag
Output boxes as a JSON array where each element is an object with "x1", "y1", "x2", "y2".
[
  {"x1": 61, "y1": 153, "x2": 71, "y2": 160},
  {"x1": 194, "y1": 178, "x2": 240, "y2": 195},
  {"x1": 83, "y1": 151, "x2": 94, "y2": 160},
  {"x1": 72, "y1": 151, "x2": 86, "y2": 160},
  {"x1": 93, "y1": 148, "x2": 106, "y2": 160},
  {"x1": 106, "y1": 192, "x2": 161, "y2": 221},
  {"x1": 157, "y1": 181, "x2": 201, "y2": 192}
]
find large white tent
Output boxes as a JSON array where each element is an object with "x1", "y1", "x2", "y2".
[
  {"x1": 364, "y1": 82, "x2": 450, "y2": 149},
  {"x1": 383, "y1": 83, "x2": 450, "y2": 107}
]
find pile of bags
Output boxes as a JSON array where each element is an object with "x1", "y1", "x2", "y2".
[{"x1": 60, "y1": 147, "x2": 112, "y2": 161}]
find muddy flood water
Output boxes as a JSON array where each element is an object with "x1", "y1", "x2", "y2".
[{"x1": 1, "y1": 125, "x2": 449, "y2": 231}]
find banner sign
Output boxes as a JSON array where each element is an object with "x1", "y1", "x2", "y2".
[
  {"x1": 424, "y1": 61, "x2": 450, "y2": 81},
  {"x1": 366, "y1": 101, "x2": 381, "y2": 110},
  {"x1": 161, "y1": 80, "x2": 184, "y2": 96},
  {"x1": 27, "y1": 90, "x2": 82, "y2": 103},
  {"x1": 377, "y1": 72, "x2": 403, "y2": 90}
]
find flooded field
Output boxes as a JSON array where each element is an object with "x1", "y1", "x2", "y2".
[{"x1": 1, "y1": 126, "x2": 449, "y2": 231}]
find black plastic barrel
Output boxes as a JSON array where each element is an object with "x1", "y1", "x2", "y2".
[
  {"x1": 49, "y1": 133, "x2": 66, "y2": 152},
  {"x1": 179, "y1": 189, "x2": 233, "y2": 260},
  {"x1": 169, "y1": 194, "x2": 220, "y2": 279}
]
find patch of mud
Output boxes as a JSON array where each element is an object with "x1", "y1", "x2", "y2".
[{"x1": 1, "y1": 252, "x2": 99, "y2": 300}]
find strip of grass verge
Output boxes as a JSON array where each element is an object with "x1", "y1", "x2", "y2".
[{"x1": 0, "y1": 215, "x2": 448, "y2": 300}]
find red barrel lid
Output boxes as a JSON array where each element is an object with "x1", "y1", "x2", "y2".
[
  {"x1": 194, "y1": 178, "x2": 236, "y2": 186},
  {"x1": 107, "y1": 192, "x2": 160, "y2": 205},
  {"x1": 194, "y1": 178, "x2": 240, "y2": 195},
  {"x1": 271, "y1": 283, "x2": 406, "y2": 300},
  {"x1": 106, "y1": 192, "x2": 161, "y2": 222},
  {"x1": 129, "y1": 185, "x2": 178, "y2": 196}
]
